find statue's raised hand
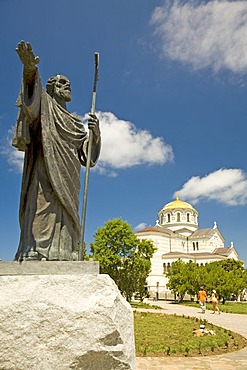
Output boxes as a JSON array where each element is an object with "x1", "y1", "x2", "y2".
[
  {"x1": 16, "y1": 41, "x2": 39, "y2": 83},
  {"x1": 16, "y1": 41, "x2": 39, "y2": 68}
]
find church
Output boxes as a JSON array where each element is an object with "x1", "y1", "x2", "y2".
[{"x1": 135, "y1": 197, "x2": 239, "y2": 299}]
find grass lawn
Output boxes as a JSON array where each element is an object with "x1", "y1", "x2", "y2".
[
  {"x1": 134, "y1": 310, "x2": 247, "y2": 357},
  {"x1": 130, "y1": 301, "x2": 161, "y2": 310},
  {"x1": 180, "y1": 301, "x2": 247, "y2": 314}
]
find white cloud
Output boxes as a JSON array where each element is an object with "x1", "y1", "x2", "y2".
[
  {"x1": 1, "y1": 127, "x2": 24, "y2": 173},
  {"x1": 4, "y1": 112, "x2": 174, "y2": 176},
  {"x1": 94, "y1": 111, "x2": 174, "y2": 176},
  {"x1": 7, "y1": 149, "x2": 24, "y2": 172},
  {"x1": 134, "y1": 223, "x2": 147, "y2": 232},
  {"x1": 151, "y1": 0, "x2": 247, "y2": 73},
  {"x1": 176, "y1": 168, "x2": 247, "y2": 206}
]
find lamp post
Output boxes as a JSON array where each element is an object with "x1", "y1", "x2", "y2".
[{"x1": 156, "y1": 281, "x2": 159, "y2": 301}]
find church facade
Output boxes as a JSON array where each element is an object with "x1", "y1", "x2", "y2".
[{"x1": 135, "y1": 197, "x2": 239, "y2": 299}]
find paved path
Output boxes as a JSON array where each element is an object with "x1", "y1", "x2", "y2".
[{"x1": 135, "y1": 301, "x2": 247, "y2": 370}]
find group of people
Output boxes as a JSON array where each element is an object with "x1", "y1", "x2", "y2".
[{"x1": 198, "y1": 286, "x2": 220, "y2": 314}]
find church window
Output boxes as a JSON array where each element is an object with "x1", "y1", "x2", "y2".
[
  {"x1": 177, "y1": 213, "x2": 181, "y2": 222},
  {"x1": 167, "y1": 213, "x2": 171, "y2": 223},
  {"x1": 163, "y1": 263, "x2": 167, "y2": 274},
  {"x1": 187, "y1": 213, "x2": 190, "y2": 222},
  {"x1": 196, "y1": 242, "x2": 199, "y2": 250},
  {"x1": 167, "y1": 262, "x2": 171, "y2": 271},
  {"x1": 193, "y1": 242, "x2": 195, "y2": 251}
]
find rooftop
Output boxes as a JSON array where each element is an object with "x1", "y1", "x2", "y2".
[{"x1": 160, "y1": 196, "x2": 198, "y2": 213}]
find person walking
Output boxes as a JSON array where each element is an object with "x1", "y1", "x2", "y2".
[
  {"x1": 198, "y1": 286, "x2": 207, "y2": 313},
  {"x1": 211, "y1": 290, "x2": 220, "y2": 314}
]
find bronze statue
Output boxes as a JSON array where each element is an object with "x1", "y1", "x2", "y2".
[{"x1": 13, "y1": 41, "x2": 101, "y2": 261}]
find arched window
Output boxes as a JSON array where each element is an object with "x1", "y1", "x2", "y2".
[
  {"x1": 196, "y1": 242, "x2": 199, "y2": 250},
  {"x1": 167, "y1": 262, "x2": 171, "y2": 271},
  {"x1": 167, "y1": 213, "x2": 171, "y2": 223},
  {"x1": 163, "y1": 263, "x2": 167, "y2": 274},
  {"x1": 177, "y1": 213, "x2": 181, "y2": 222},
  {"x1": 187, "y1": 213, "x2": 190, "y2": 222},
  {"x1": 193, "y1": 242, "x2": 195, "y2": 251}
]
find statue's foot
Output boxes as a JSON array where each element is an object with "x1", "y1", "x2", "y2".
[
  {"x1": 24, "y1": 247, "x2": 39, "y2": 261},
  {"x1": 72, "y1": 251, "x2": 79, "y2": 261},
  {"x1": 24, "y1": 248, "x2": 48, "y2": 261}
]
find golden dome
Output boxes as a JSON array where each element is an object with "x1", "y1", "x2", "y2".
[{"x1": 162, "y1": 196, "x2": 196, "y2": 211}]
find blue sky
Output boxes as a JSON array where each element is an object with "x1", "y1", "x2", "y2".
[{"x1": 1, "y1": 0, "x2": 247, "y2": 264}]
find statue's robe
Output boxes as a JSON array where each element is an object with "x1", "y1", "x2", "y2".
[{"x1": 12, "y1": 72, "x2": 100, "y2": 261}]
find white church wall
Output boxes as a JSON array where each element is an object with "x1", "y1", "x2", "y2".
[
  {"x1": 228, "y1": 250, "x2": 238, "y2": 260},
  {"x1": 207, "y1": 232, "x2": 224, "y2": 252},
  {"x1": 189, "y1": 238, "x2": 207, "y2": 253}
]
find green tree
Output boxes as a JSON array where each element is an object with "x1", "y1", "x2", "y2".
[
  {"x1": 166, "y1": 259, "x2": 198, "y2": 301},
  {"x1": 90, "y1": 218, "x2": 156, "y2": 301},
  {"x1": 166, "y1": 258, "x2": 247, "y2": 303},
  {"x1": 205, "y1": 259, "x2": 247, "y2": 302},
  {"x1": 192, "y1": 264, "x2": 208, "y2": 295}
]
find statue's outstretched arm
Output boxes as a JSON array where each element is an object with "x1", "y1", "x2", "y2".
[{"x1": 16, "y1": 41, "x2": 40, "y2": 85}]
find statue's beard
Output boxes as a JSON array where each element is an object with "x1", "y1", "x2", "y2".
[
  {"x1": 54, "y1": 87, "x2": 71, "y2": 102},
  {"x1": 59, "y1": 89, "x2": 71, "y2": 102}
]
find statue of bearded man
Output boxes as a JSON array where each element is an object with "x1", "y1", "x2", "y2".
[{"x1": 13, "y1": 41, "x2": 101, "y2": 261}]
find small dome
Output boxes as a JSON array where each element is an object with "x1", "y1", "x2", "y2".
[
  {"x1": 158, "y1": 195, "x2": 199, "y2": 232},
  {"x1": 162, "y1": 196, "x2": 196, "y2": 212}
]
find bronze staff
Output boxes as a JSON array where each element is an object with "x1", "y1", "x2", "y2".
[{"x1": 79, "y1": 52, "x2": 100, "y2": 260}]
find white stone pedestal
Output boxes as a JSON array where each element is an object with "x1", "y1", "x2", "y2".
[{"x1": 0, "y1": 262, "x2": 136, "y2": 370}]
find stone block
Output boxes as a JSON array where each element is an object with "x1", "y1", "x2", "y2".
[{"x1": 0, "y1": 271, "x2": 135, "y2": 370}]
